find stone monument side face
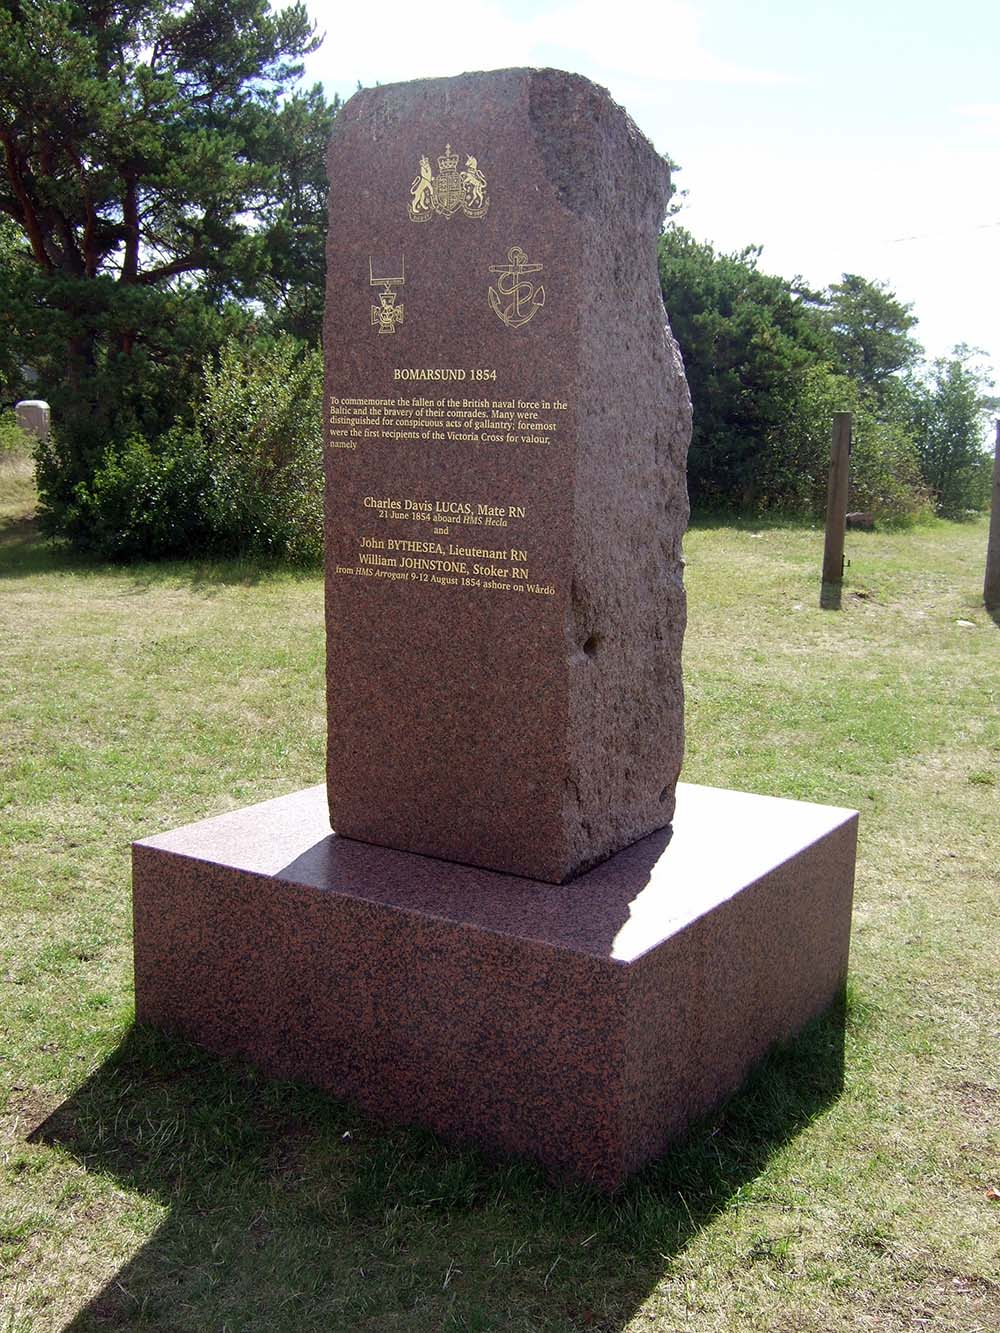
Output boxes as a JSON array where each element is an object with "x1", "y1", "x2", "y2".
[{"x1": 323, "y1": 68, "x2": 690, "y2": 883}]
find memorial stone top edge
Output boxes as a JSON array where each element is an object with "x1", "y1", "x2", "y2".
[{"x1": 327, "y1": 66, "x2": 673, "y2": 230}]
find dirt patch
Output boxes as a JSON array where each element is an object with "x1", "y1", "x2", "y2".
[
  {"x1": 3, "y1": 1086, "x2": 65, "y2": 1138},
  {"x1": 865, "y1": 1270, "x2": 1000, "y2": 1332},
  {"x1": 264, "y1": 1116, "x2": 315, "y2": 1178},
  {"x1": 952, "y1": 1080, "x2": 1000, "y2": 1125}
]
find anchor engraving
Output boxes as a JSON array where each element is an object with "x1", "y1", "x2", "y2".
[{"x1": 488, "y1": 246, "x2": 545, "y2": 329}]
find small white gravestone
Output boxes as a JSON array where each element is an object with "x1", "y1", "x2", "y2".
[{"x1": 15, "y1": 400, "x2": 50, "y2": 442}]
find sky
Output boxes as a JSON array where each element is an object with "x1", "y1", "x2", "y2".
[{"x1": 301, "y1": 0, "x2": 1000, "y2": 395}]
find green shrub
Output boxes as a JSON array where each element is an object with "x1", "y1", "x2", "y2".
[
  {"x1": 198, "y1": 335, "x2": 324, "y2": 564},
  {"x1": 910, "y1": 349, "x2": 995, "y2": 518},
  {"x1": 47, "y1": 427, "x2": 214, "y2": 560},
  {"x1": 658, "y1": 228, "x2": 934, "y2": 523},
  {"x1": 849, "y1": 414, "x2": 933, "y2": 525},
  {"x1": 744, "y1": 364, "x2": 931, "y2": 525},
  {"x1": 0, "y1": 409, "x2": 30, "y2": 458},
  {"x1": 35, "y1": 335, "x2": 324, "y2": 563},
  {"x1": 658, "y1": 227, "x2": 831, "y2": 514}
]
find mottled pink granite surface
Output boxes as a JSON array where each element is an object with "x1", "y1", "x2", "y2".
[
  {"x1": 324, "y1": 69, "x2": 690, "y2": 882},
  {"x1": 134, "y1": 784, "x2": 856, "y2": 1189}
]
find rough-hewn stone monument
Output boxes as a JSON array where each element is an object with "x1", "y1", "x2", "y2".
[
  {"x1": 323, "y1": 68, "x2": 689, "y2": 882},
  {"x1": 132, "y1": 68, "x2": 857, "y2": 1191}
]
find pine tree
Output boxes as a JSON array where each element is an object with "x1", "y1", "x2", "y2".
[{"x1": 0, "y1": 0, "x2": 334, "y2": 530}]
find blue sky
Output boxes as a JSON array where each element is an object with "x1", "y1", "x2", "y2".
[{"x1": 303, "y1": 0, "x2": 1000, "y2": 392}]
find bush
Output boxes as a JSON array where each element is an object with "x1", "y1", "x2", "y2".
[
  {"x1": 0, "y1": 409, "x2": 30, "y2": 458},
  {"x1": 772, "y1": 366, "x2": 931, "y2": 525},
  {"x1": 35, "y1": 334, "x2": 324, "y2": 563},
  {"x1": 28, "y1": 279, "x2": 248, "y2": 538},
  {"x1": 850, "y1": 414, "x2": 933, "y2": 525},
  {"x1": 198, "y1": 335, "x2": 324, "y2": 563},
  {"x1": 910, "y1": 348, "x2": 995, "y2": 518},
  {"x1": 658, "y1": 227, "x2": 933, "y2": 523},
  {"x1": 658, "y1": 227, "x2": 831, "y2": 513},
  {"x1": 43, "y1": 427, "x2": 214, "y2": 560}
]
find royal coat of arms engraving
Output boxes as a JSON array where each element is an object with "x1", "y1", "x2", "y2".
[{"x1": 408, "y1": 144, "x2": 490, "y2": 221}]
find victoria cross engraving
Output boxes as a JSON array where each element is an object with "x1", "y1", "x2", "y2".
[
  {"x1": 369, "y1": 256, "x2": 405, "y2": 334},
  {"x1": 488, "y1": 246, "x2": 545, "y2": 329}
]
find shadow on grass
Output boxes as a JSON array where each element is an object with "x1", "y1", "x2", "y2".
[
  {"x1": 0, "y1": 510, "x2": 91, "y2": 579},
  {"x1": 122, "y1": 555, "x2": 322, "y2": 595},
  {"x1": 29, "y1": 993, "x2": 855, "y2": 1333},
  {"x1": 0, "y1": 508, "x2": 319, "y2": 590},
  {"x1": 686, "y1": 511, "x2": 822, "y2": 535}
]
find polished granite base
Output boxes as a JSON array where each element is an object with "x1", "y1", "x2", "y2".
[{"x1": 133, "y1": 783, "x2": 857, "y2": 1190}]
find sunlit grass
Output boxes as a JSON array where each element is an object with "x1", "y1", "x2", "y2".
[{"x1": 2, "y1": 475, "x2": 997, "y2": 1331}]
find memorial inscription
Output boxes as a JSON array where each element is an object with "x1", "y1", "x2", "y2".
[{"x1": 324, "y1": 68, "x2": 691, "y2": 882}]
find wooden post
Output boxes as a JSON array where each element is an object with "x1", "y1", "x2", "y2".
[
  {"x1": 821, "y1": 412, "x2": 852, "y2": 609},
  {"x1": 985, "y1": 419, "x2": 1000, "y2": 614}
]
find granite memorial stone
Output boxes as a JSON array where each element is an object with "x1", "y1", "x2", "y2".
[
  {"x1": 323, "y1": 68, "x2": 690, "y2": 882},
  {"x1": 132, "y1": 67, "x2": 857, "y2": 1191}
]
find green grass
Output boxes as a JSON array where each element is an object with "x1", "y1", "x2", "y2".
[{"x1": 2, "y1": 465, "x2": 998, "y2": 1332}]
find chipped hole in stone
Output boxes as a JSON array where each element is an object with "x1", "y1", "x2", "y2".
[
  {"x1": 659, "y1": 786, "x2": 670, "y2": 803},
  {"x1": 582, "y1": 633, "x2": 602, "y2": 659}
]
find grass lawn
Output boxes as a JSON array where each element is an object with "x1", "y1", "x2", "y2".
[{"x1": 2, "y1": 451, "x2": 998, "y2": 1332}]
